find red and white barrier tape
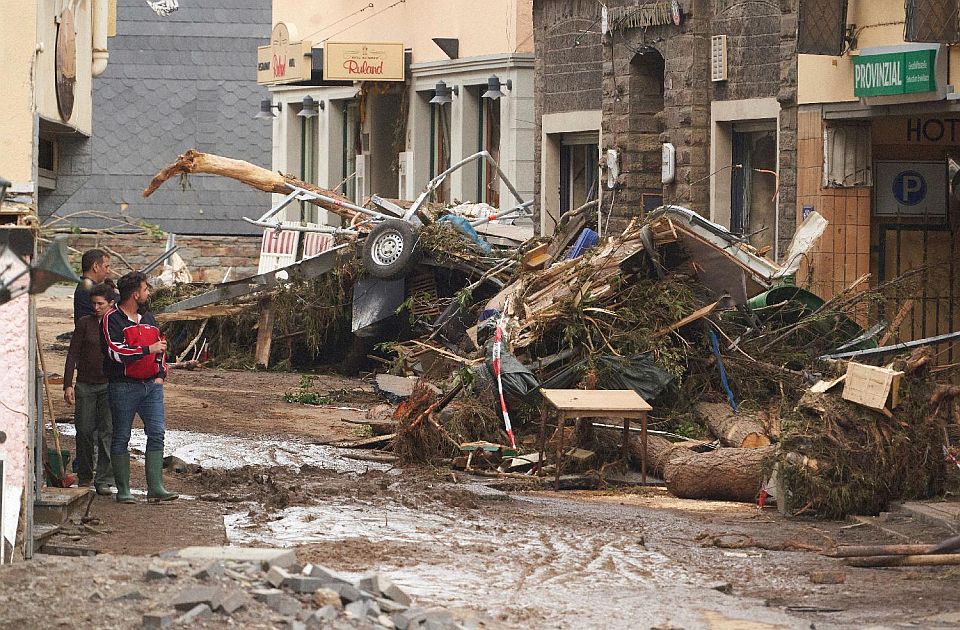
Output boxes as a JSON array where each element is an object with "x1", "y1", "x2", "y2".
[{"x1": 491, "y1": 314, "x2": 516, "y2": 449}]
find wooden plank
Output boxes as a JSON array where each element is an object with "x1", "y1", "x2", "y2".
[
  {"x1": 652, "y1": 300, "x2": 721, "y2": 339},
  {"x1": 155, "y1": 305, "x2": 249, "y2": 323},
  {"x1": 810, "y1": 374, "x2": 847, "y2": 394},
  {"x1": 254, "y1": 297, "x2": 274, "y2": 369},
  {"x1": 326, "y1": 433, "x2": 396, "y2": 449},
  {"x1": 842, "y1": 363, "x2": 904, "y2": 411},
  {"x1": 540, "y1": 389, "x2": 653, "y2": 415}
]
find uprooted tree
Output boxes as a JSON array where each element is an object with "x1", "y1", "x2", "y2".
[{"x1": 143, "y1": 149, "x2": 365, "y2": 225}]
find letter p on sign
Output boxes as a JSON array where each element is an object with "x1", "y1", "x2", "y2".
[{"x1": 893, "y1": 170, "x2": 927, "y2": 206}]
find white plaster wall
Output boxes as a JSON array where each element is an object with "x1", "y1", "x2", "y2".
[{"x1": 0, "y1": 294, "x2": 31, "y2": 554}]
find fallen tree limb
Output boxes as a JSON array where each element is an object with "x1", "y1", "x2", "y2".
[
  {"x1": 830, "y1": 544, "x2": 936, "y2": 558},
  {"x1": 846, "y1": 553, "x2": 960, "y2": 568},
  {"x1": 143, "y1": 149, "x2": 362, "y2": 223}
]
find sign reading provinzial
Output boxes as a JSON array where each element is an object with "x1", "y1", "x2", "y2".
[
  {"x1": 324, "y1": 42, "x2": 405, "y2": 82},
  {"x1": 257, "y1": 22, "x2": 312, "y2": 86},
  {"x1": 854, "y1": 49, "x2": 937, "y2": 97}
]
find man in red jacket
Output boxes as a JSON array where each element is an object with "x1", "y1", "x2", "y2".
[{"x1": 101, "y1": 271, "x2": 177, "y2": 503}]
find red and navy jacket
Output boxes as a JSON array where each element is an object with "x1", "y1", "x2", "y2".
[{"x1": 100, "y1": 306, "x2": 167, "y2": 382}]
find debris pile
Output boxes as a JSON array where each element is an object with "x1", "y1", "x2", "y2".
[
  {"x1": 136, "y1": 547, "x2": 477, "y2": 629},
  {"x1": 143, "y1": 150, "x2": 960, "y2": 518}
]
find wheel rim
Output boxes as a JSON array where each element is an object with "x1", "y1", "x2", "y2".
[{"x1": 371, "y1": 229, "x2": 405, "y2": 267}]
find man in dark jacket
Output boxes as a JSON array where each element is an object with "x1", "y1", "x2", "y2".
[
  {"x1": 64, "y1": 283, "x2": 117, "y2": 495},
  {"x1": 75, "y1": 249, "x2": 111, "y2": 325},
  {"x1": 101, "y1": 271, "x2": 177, "y2": 503}
]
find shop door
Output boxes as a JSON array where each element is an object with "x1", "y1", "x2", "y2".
[
  {"x1": 559, "y1": 133, "x2": 598, "y2": 216},
  {"x1": 731, "y1": 127, "x2": 778, "y2": 253}
]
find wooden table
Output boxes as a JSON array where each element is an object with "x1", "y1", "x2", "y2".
[{"x1": 539, "y1": 389, "x2": 653, "y2": 488}]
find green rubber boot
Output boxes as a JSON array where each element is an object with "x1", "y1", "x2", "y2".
[
  {"x1": 111, "y1": 452, "x2": 136, "y2": 504},
  {"x1": 145, "y1": 450, "x2": 178, "y2": 502}
]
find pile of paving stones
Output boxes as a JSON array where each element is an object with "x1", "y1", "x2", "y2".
[{"x1": 140, "y1": 547, "x2": 479, "y2": 629}]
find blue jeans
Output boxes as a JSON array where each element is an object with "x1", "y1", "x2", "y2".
[{"x1": 108, "y1": 380, "x2": 165, "y2": 455}]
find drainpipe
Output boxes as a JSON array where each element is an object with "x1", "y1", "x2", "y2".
[{"x1": 91, "y1": 0, "x2": 109, "y2": 77}]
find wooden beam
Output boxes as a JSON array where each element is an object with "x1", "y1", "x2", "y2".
[
  {"x1": 254, "y1": 297, "x2": 275, "y2": 369},
  {"x1": 879, "y1": 299, "x2": 914, "y2": 346}
]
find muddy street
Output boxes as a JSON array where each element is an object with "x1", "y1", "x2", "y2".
[{"x1": 10, "y1": 289, "x2": 960, "y2": 630}]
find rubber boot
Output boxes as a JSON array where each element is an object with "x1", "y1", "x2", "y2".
[
  {"x1": 145, "y1": 451, "x2": 178, "y2": 502},
  {"x1": 111, "y1": 452, "x2": 136, "y2": 504}
]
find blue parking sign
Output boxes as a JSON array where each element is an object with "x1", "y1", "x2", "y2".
[{"x1": 892, "y1": 170, "x2": 927, "y2": 206}]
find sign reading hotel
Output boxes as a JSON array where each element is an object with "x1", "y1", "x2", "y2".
[
  {"x1": 257, "y1": 22, "x2": 312, "y2": 85},
  {"x1": 854, "y1": 49, "x2": 937, "y2": 97},
  {"x1": 324, "y1": 42, "x2": 404, "y2": 82}
]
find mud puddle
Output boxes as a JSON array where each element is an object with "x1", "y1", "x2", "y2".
[{"x1": 58, "y1": 423, "x2": 388, "y2": 473}]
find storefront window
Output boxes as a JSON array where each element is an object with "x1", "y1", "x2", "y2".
[
  {"x1": 431, "y1": 103, "x2": 451, "y2": 204},
  {"x1": 479, "y1": 98, "x2": 501, "y2": 207},
  {"x1": 342, "y1": 100, "x2": 361, "y2": 203},
  {"x1": 300, "y1": 114, "x2": 317, "y2": 223}
]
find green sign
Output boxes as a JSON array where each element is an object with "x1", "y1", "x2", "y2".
[{"x1": 854, "y1": 49, "x2": 937, "y2": 97}]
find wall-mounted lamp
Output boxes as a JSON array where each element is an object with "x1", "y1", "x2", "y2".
[
  {"x1": 297, "y1": 95, "x2": 323, "y2": 118},
  {"x1": 0, "y1": 236, "x2": 82, "y2": 307},
  {"x1": 429, "y1": 80, "x2": 459, "y2": 105},
  {"x1": 255, "y1": 98, "x2": 282, "y2": 119},
  {"x1": 482, "y1": 75, "x2": 512, "y2": 100}
]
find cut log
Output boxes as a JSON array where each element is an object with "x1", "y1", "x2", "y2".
[
  {"x1": 698, "y1": 402, "x2": 771, "y2": 448},
  {"x1": 626, "y1": 434, "x2": 681, "y2": 478},
  {"x1": 143, "y1": 149, "x2": 363, "y2": 224},
  {"x1": 664, "y1": 446, "x2": 774, "y2": 503}
]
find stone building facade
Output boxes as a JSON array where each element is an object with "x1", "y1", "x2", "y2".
[{"x1": 534, "y1": 0, "x2": 800, "y2": 258}]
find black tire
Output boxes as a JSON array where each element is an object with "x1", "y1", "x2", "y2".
[{"x1": 362, "y1": 219, "x2": 422, "y2": 280}]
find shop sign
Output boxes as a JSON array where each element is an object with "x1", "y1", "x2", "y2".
[
  {"x1": 854, "y1": 49, "x2": 937, "y2": 97},
  {"x1": 257, "y1": 22, "x2": 312, "y2": 86},
  {"x1": 874, "y1": 161, "x2": 946, "y2": 216},
  {"x1": 873, "y1": 116, "x2": 960, "y2": 145},
  {"x1": 323, "y1": 42, "x2": 404, "y2": 82}
]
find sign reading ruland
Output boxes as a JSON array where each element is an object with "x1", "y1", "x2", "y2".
[{"x1": 854, "y1": 49, "x2": 937, "y2": 97}]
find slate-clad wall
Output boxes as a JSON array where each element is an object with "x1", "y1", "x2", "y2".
[{"x1": 41, "y1": 0, "x2": 272, "y2": 236}]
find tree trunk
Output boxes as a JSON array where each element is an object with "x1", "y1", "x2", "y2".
[
  {"x1": 699, "y1": 402, "x2": 771, "y2": 448},
  {"x1": 626, "y1": 434, "x2": 685, "y2": 478},
  {"x1": 664, "y1": 446, "x2": 774, "y2": 502},
  {"x1": 143, "y1": 149, "x2": 363, "y2": 224}
]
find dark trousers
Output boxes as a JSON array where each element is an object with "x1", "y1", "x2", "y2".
[
  {"x1": 108, "y1": 380, "x2": 166, "y2": 455},
  {"x1": 74, "y1": 382, "x2": 115, "y2": 485}
]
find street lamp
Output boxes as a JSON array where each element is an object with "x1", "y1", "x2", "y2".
[
  {"x1": 482, "y1": 75, "x2": 512, "y2": 100},
  {"x1": 429, "y1": 81, "x2": 459, "y2": 105},
  {"x1": 297, "y1": 95, "x2": 322, "y2": 118},
  {"x1": 0, "y1": 236, "x2": 82, "y2": 307},
  {"x1": 255, "y1": 98, "x2": 282, "y2": 119}
]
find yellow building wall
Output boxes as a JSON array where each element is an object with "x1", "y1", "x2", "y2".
[
  {"x1": 798, "y1": 0, "x2": 960, "y2": 105},
  {"x1": 272, "y1": 0, "x2": 533, "y2": 62},
  {"x1": 35, "y1": 0, "x2": 95, "y2": 135},
  {"x1": 0, "y1": 0, "x2": 97, "y2": 186},
  {"x1": 0, "y1": 1, "x2": 40, "y2": 184}
]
